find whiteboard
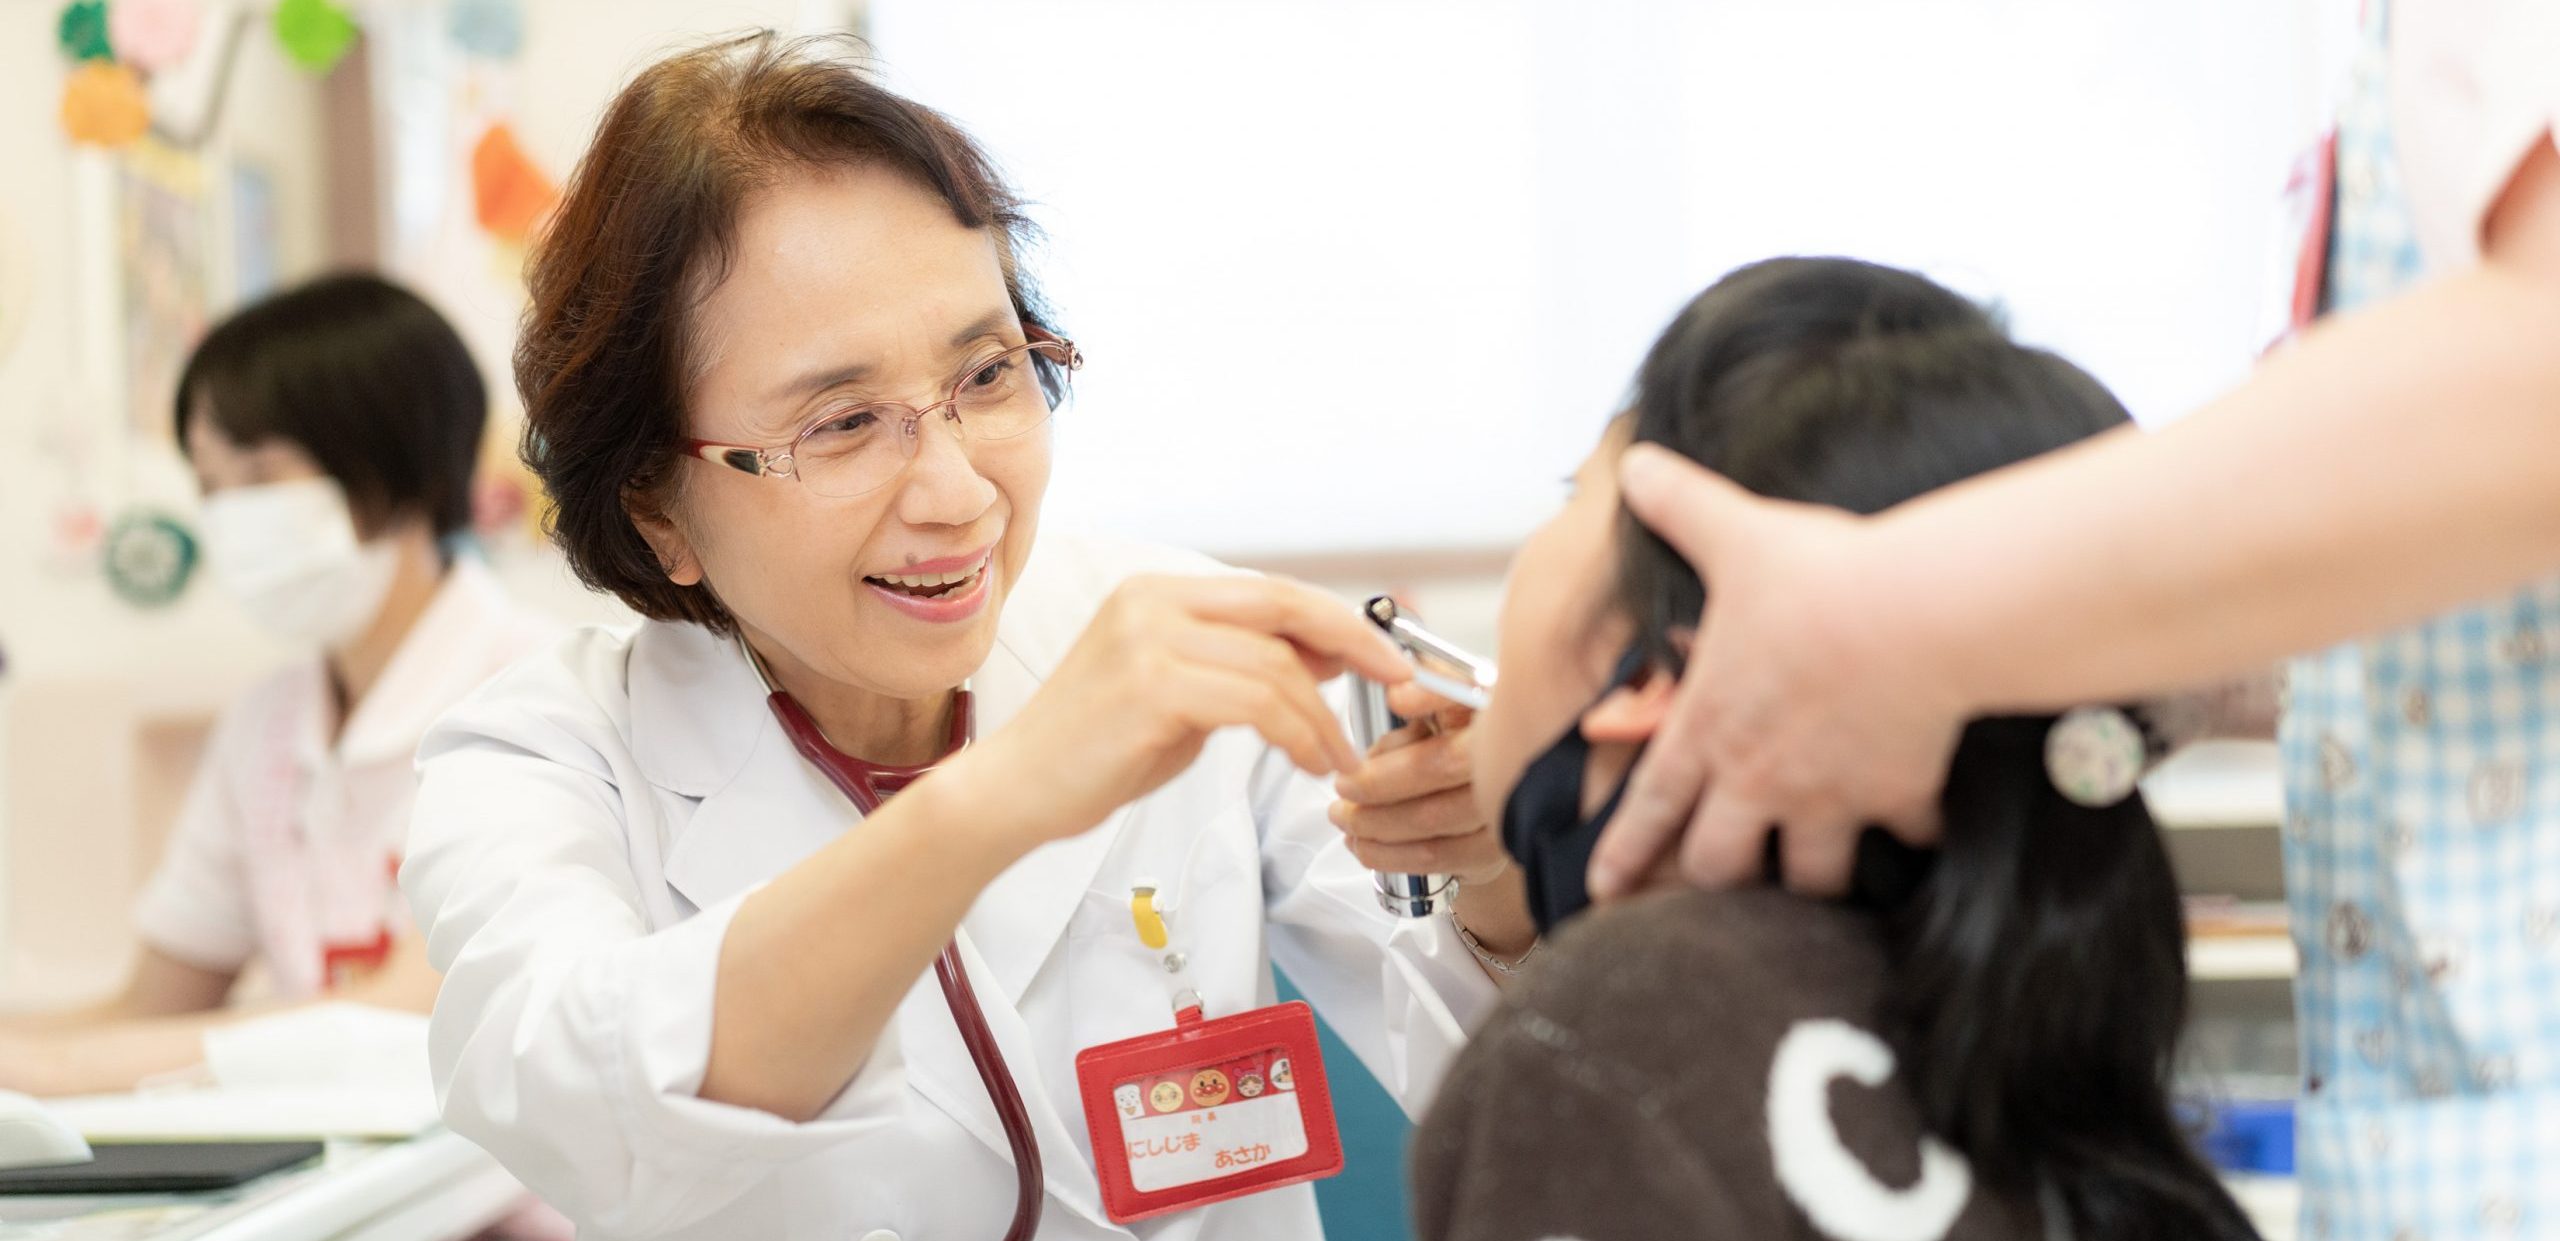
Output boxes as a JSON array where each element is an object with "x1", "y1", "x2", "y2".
[{"x1": 869, "y1": 0, "x2": 2339, "y2": 559}]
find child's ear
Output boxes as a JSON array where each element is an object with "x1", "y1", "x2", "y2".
[{"x1": 1579, "y1": 666, "x2": 1677, "y2": 744}]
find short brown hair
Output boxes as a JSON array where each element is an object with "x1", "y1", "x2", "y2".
[{"x1": 517, "y1": 31, "x2": 1050, "y2": 629}]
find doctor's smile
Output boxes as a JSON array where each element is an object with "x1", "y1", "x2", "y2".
[
  {"x1": 862, "y1": 546, "x2": 997, "y2": 623},
  {"x1": 383, "y1": 30, "x2": 1534, "y2": 1241}
]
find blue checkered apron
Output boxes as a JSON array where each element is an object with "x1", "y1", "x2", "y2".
[{"x1": 2281, "y1": 5, "x2": 2560, "y2": 1238}]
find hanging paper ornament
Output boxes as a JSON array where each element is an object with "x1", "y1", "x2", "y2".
[
  {"x1": 471, "y1": 121, "x2": 559, "y2": 243},
  {"x1": 60, "y1": 61, "x2": 150, "y2": 147},
  {"x1": 57, "y1": 1, "x2": 114, "y2": 62},
  {"x1": 101, "y1": 509, "x2": 197, "y2": 608},
  {"x1": 109, "y1": 0, "x2": 205, "y2": 74},
  {"x1": 448, "y1": 0, "x2": 523, "y2": 59},
  {"x1": 275, "y1": 0, "x2": 357, "y2": 73}
]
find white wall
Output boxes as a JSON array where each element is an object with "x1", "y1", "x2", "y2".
[{"x1": 867, "y1": 0, "x2": 2349, "y2": 561}]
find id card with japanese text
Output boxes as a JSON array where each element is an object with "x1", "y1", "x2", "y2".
[{"x1": 1075, "y1": 1000, "x2": 1342, "y2": 1223}]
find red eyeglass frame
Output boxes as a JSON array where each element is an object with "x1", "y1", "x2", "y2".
[{"x1": 679, "y1": 327, "x2": 1083, "y2": 494}]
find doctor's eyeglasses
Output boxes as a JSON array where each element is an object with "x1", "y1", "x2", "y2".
[{"x1": 682, "y1": 333, "x2": 1083, "y2": 499}]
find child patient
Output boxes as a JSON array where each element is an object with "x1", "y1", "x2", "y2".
[{"x1": 1414, "y1": 258, "x2": 2258, "y2": 1241}]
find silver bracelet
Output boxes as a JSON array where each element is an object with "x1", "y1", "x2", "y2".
[{"x1": 1450, "y1": 905, "x2": 1541, "y2": 976}]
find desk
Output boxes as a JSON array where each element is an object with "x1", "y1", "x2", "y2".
[{"x1": 0, "y1": 1130, "x2": 523, "y2": 1241}]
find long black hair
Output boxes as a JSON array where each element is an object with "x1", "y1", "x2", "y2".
[{"x1": 1615, "y1": 257, "x2": 2255, "y2": 1241}]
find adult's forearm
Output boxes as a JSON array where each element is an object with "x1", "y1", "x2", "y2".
[
  {"x1": 1880, "y1": 264, "x2": 2560, "y2": 712},
  {"x1": 699, "y1": 764, "x2": 1028, "y2": 1122},
  {"x1": 0, "y1": 1013, "x2": 229, "y2": 1096}
]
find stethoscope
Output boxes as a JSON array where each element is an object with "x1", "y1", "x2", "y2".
[{"x1": 746, "y1": 641, "x2": 1045, "y2": 1241}]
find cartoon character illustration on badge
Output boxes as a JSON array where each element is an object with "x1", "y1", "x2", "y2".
[
  {"x1": 1149, "y1": 1080, "x2": 1186, "y2": 1114},
  {"x1": 1270, "y1": 1057, "x2": 1294, "y2": 1090},
  {"x1": 1237, "y1": 1072, "x2": 1266, "y2": 1099},
  {"x1": 1190, "y1": 1068, "x2": 1233, "y2": 1108},
  {"x1": 1115, "y1": 1083, "x2": 1145, "y2": 1120}
]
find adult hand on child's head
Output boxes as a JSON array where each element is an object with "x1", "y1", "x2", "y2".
[{"x1": 1588, "y1": 445, "x2": 1962, "y2": 899}]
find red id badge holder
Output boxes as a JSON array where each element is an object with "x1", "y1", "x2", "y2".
[{"x1": 1076, "y1": 996, "x2": 1342, "y2": 1223}]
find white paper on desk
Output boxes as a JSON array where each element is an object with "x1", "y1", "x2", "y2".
[
  {"x1": 45, "y1": 1004, "x2": 439, "y2": 1140},
  {"x1": 201, "y1": 1003, "x2": 432, "y2": 1095}
]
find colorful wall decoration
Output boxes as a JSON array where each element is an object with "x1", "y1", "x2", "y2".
[
  {"x1": 117, "y1": 141, "x2": 211, "y2": 443},
  {"x1": 54, "y1": 0, "x2": 358, "y2": 149}
]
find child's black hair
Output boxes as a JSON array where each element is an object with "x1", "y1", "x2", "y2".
[{"x1": 1615, "y1": 257, "x2": 2254, "y2": 1241}]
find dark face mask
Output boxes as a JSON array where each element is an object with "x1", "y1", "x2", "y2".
[
  {"x1": 1499, "y1": 649, "x2": 1648, "y2": 934},
  {"x1": 1497, "y1": 648, "x2": 1935, "y2": 934}
]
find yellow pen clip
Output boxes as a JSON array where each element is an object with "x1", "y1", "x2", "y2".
[{"x1": 1129, "y1": 881, "x2": 1170, "y2": 951}]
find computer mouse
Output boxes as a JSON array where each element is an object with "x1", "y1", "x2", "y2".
[{"x1": 0, "y1": 1090, "x2": 93, "y2": 1171}]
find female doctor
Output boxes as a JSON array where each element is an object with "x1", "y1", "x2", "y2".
[{"x1": 399, "y1": 32, "x2": 1536, "y2": 1241}]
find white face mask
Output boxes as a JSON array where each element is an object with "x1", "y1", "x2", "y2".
[{"x1": 197, "y1": 479, "x2": 400, "y2": 647}]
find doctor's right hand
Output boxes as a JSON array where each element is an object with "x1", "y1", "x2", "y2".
[{"x1": 945, "y1": 575, "x2": 1414, "y2": 848}]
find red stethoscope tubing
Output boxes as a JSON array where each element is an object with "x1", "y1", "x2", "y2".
[{"x1": 767, "y1": 688, "x2": 1045, "y2": 1241}]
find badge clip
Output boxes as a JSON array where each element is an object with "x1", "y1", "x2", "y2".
[{"x1": 1130, "y1": 880, "x2": 1170, "y2": 950}]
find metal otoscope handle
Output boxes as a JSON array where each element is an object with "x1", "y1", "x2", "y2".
[{"x1": 1349, "y1": 596, "x2": 1498, "y2": 919}]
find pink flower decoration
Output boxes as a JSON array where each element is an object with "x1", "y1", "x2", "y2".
[{"x1": 108, "y1": 0, "x2": 203, "y2": 73}]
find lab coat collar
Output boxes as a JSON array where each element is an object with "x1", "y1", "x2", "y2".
[
  {"x1": 337, "y1": 558, "x2": 527, "y2": 766},
  {"x1": 624, "y1": 617, "x2": 768, "y2": 800},
  {"x1": 640, "y1": 639, "x2": 1121, "y2": 1228},
  {"x1": 648, "y1": 538, "x2": 1126, "y2": 1003},
  {"x1": 648, "y1": 546, "x2": 1126, "y2": 1221}
]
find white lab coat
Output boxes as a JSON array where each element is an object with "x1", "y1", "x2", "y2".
[{"x1": 401, "y1": 534, "x2": 1501, "y2": 1241}]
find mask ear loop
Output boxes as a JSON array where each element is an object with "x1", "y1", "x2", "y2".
[{"x1": 1576, "y1": 643, "x2": 1656, "y2": 840}]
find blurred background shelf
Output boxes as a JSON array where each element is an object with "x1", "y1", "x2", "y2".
[
  {"x1": 2189, "y1": 934, "x2": 2299, "y2": 982},
  {"x1": 2146, "y1": 741, "x2": 2285, "y2": 830},
  {"x1": 2153, "y1": 736, "x2": 2298, "y2": 1224}
]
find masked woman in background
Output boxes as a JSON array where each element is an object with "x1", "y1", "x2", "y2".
[{"x1": 0, "y1": 273, "x2": 557, "y2": 1096}]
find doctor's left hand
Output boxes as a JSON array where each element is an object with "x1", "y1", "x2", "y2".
[{"x1": 1329, "y1": 683, "x2": 1510, "y2": 887}]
